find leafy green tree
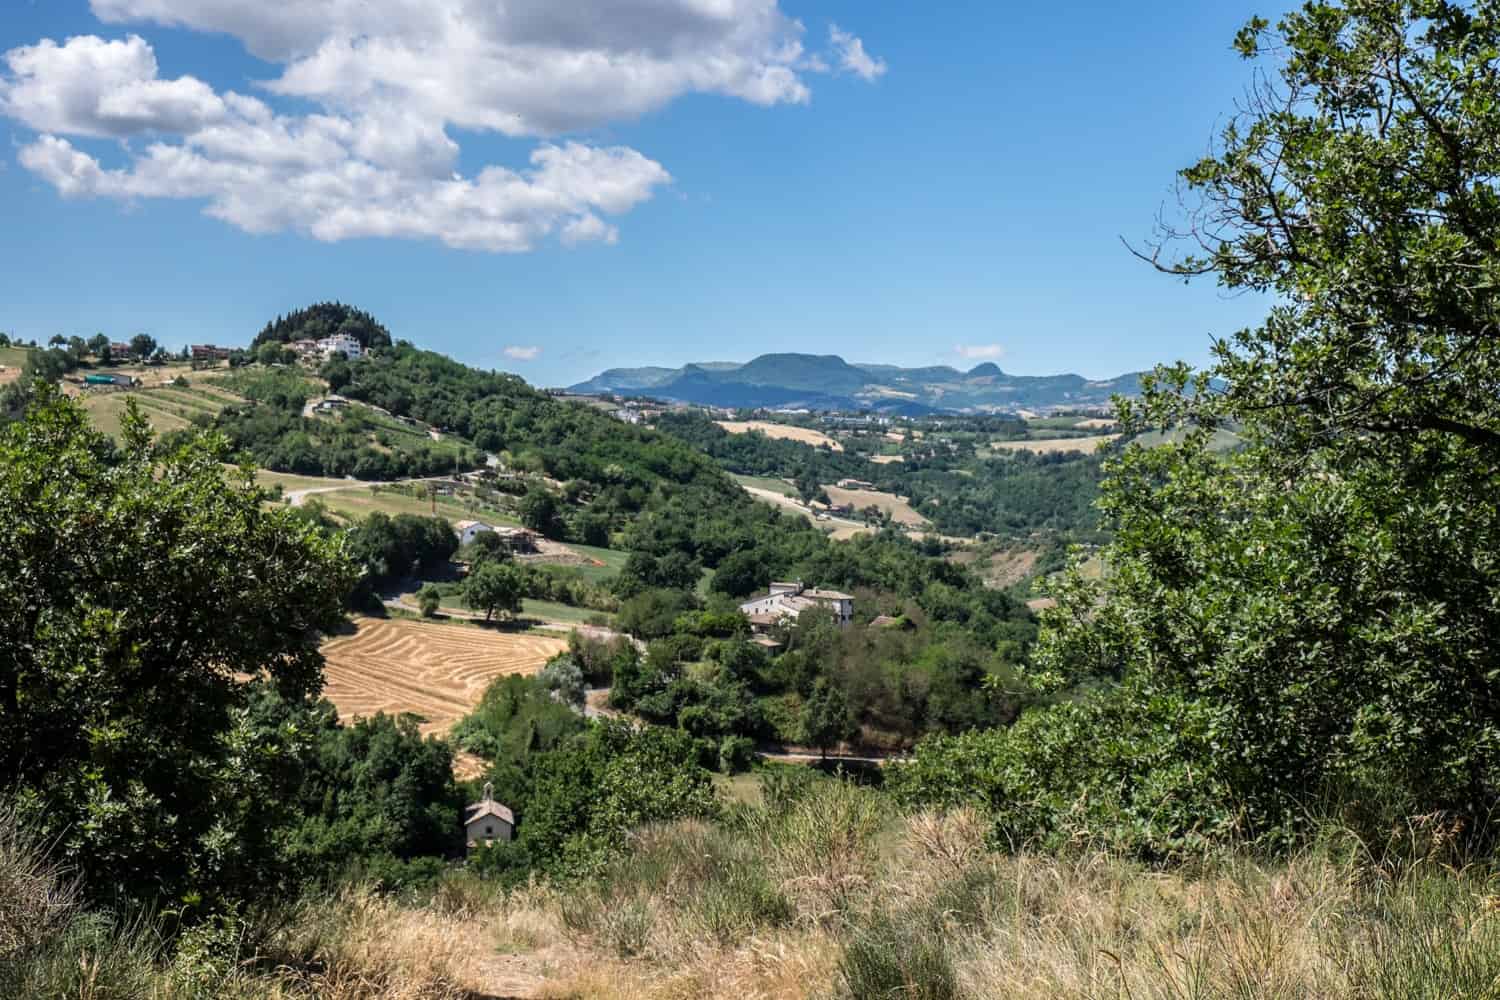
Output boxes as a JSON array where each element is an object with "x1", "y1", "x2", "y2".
[
  {"x1": 519, "y1": 487, "x2": 562, "y2": 537},
  {"x1": 799, "y1": 679, "x2": 857, "y2": 760},
  {"x1": 1026, "y1": 0, "x2": 1500, "y2": 850},
  {"x1": 465, "y1": 561, "x2": 525, "y2": 621},
  {"x1": 128, "y1": 333, "x2": 156, "y2": 359},
  {"x1": 513, "y1": 720, "x2": 717, "y2": 876},
  {"x1": 417, "y1": 584, "x2": 442, "y2": 617},
  {"x1": 87, "y1": 333, "x2": 109, "y2": 359},
  {"x1": 0, "y1": 388, "x2": 355, "y2": 905},
  {"x1": 538, "y1": 654, "x2": 586, "y2": 708},
  {"x1": 256, "y1": 341, "x2": 289, "y2": 367}
]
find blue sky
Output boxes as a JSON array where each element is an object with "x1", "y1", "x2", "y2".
[{"x1": 2, "y1": 1, "x2": 1282, "y2": 386}]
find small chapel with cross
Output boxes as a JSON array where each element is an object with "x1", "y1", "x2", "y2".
[{"x1": 465, "y1": 782, "x2": 515, "y2": 852}]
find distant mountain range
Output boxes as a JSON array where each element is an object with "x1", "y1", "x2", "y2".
[{"x1": 568, "y1": 353, "x2": 1145, "y2": 414}]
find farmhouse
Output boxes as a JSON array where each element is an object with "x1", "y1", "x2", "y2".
[
  {"x1": 465, "y1": 783, "x2": 514, "y2": 851},
  {"x1": 837, "y1": 478, "x2": 876, "y2": 490},
  {"x1": 739, "y1": 581, "x2": 854, "y2": 627},
  {"x1": 108, "y1": 341, "x2": 133, "y2": 357},
  {"x1": 190, "y1": 344, "x2": 232, "y2": 361},
  {"x1": 453, "y1": 520, "x2": 495, "y2": 547}
]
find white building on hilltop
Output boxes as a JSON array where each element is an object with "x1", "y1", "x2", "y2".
[
  {"x1": 738, "y1": 581, "x2": 853, "y2": 627},
  {"x1": 317, "y1": 333, "x2": 365, "y2": 360}
]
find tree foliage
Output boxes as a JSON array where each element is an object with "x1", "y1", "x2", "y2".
[
  {"x1": 900, "y1": 1, "x2": 1500, "y2": 856},
  {"x1": 0, "y1": 388, "x2": 355, "y2": 904}
]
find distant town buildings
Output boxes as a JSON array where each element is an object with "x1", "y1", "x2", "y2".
[{"x1": 190, "y1": 344, "x2": 232, "y2": 361}]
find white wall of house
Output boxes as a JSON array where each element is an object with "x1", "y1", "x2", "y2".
[{"x1": 466, "y1": 815, "x2": 513, "y2": 844}]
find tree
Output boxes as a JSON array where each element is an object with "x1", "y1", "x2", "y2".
[
  {"x1": 128, "y1": 333, "x2": 156, "y2": 359},
  {"x1": 87, "y1": 333, "x2": 109, "y2": 359},
  {"x1": 0, "y1": 387, "x2": 355, "y2": 905},
  {"x1": 799, "y1": 679, "x2": 856, "y2": 760},
  {"x1": 519, "y1": 487, "x2": 562, "y2": 537},
  {"x1": 1030, "y1": 0, "x2": 1500, "y2": 850},
  {"x1": 465, "y1": 561, "x2": 524, "y2": 621},
  {"x1": 256, "y1": 341, "x2": 290, "y2": 367},
  {"x1": 417, "y1": 584, "x2": 442, "y2": 617},
  {"x1": 537, "y1": 654, "x2": 585, "y2": 708}
]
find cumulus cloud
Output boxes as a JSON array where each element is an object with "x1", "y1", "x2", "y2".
[
  {"x1": 954, "y1": 344, "x2": 1005, "y2": 361},
  {"x1": 830, "y1": 24, "x2": 886, "y2": 82},
  {"x1": 503, "y1": 345, "x2": 541, "y2": 361},
  {"x1": 2, "y1": 2, "x2": 884, "y2": 250}
]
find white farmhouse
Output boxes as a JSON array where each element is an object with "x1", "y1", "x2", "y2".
[
  {"x1": 453, "y1": 520, "x2": 496, "y2": 547},
  {"x1": 738, "y1": 581, "x2": 853, "y2": 627},
  {"x1": 465, "y1": 783, "x2": 514, "y2": 850}
]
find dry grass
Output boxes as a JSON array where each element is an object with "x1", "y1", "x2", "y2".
[
  {"x1": 83, "y1": 391, "x2": 194, "y2": 437},
  {"x1": 990, "y1": 434, "x2": 1120, "y2": 455},
  {"x1": 13, "y1": 784, "x2": 1500, "y2": 999},
  {"x1": 717, "y1": 421, "x2": 844, "y2": 451},
  {"x1": 822, "y1": 485, "x2": 929, "y2": 527},
  {"x1": 320, "y1": 616, "x2": 566, "y2": 736},
  {"x1": 492, "y1": 796, "x2": 1500, "y2": 999}
]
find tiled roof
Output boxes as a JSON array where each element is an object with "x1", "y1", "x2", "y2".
[{"x1": 466, "y1": 800, "x2": 514, "y2": 825}]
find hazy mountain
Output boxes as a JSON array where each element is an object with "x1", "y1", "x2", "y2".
[{"x1": 569, "y1": 353, "x2": 1144, "y2": 413}]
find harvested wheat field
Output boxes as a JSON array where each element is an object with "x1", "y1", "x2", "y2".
[
  {"x1": 823, "y1": 484, "x2": 929, "y2": 527},
  {"x1": 991, "y1": 433, "x2": 1120, "y2": 455},
  {"x1": 717, "y1": 420, "x2": 843, "y2": 451},
  {"x1": 320, "y1": 616, "x2": 566, "y2": 736}
]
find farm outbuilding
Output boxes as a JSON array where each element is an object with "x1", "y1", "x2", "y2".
[{"x1": 466, "y1": 783, "x2": 515, "y2": 851}]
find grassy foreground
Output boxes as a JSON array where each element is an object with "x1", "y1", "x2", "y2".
[{"x1": 6, "y1": 782, "x2": 1500, "y2": 999}]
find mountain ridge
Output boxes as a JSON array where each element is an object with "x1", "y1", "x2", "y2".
[{"x1": 569, "y1": 352, "x2": 1145, "y2": 413}]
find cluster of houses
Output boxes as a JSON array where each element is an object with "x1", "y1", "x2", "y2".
[{"x1": 738, "y1": 581, "x2": 855, "y2": 651}]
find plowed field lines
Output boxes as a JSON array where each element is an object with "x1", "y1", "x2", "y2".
[{"x1": 320, "y1": 617, "x2": 566, "y2": 735}]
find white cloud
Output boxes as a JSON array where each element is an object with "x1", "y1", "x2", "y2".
[
  {"x1": 829, "y1": 24, "x2": 886, "y2": 82},
  {"x1": 6, "y1": 36, "x2": 669, "y2": 251},
  {"x1": 2, "y1": 34, "x2": 227, "y2": 137},
  {"x1": 2, "y1": 3, "x2": 883, "y2": 250},
  {"x1": 954, "y1": 344, "x2": 1005, "y2": 361},
  {"x1": 503, "y1": 345, "x2": 541, "y2": 361}
]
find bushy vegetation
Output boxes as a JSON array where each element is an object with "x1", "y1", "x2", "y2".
[
  {"x1": 252, "y1": 301, "x2": 393, "y2": 352},
  {"x1": 189, "y1": 367, "x2": 482, "y2": 479},
  {"x1": 895, "y1": 0, "x2": 1500, "y2": 858}
]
